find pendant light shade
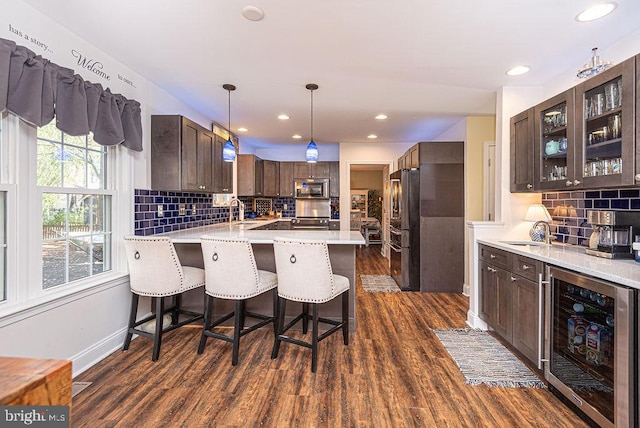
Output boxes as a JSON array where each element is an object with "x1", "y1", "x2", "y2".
[
  {"x1": 222, "y1": 84, "x2": 236, "y2": 162},
  {"x1": 305, "y1": 83, "x2": 319, "y2": 163}
]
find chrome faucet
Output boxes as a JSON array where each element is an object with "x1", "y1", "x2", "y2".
[
  {"x1": 229, "y1": 197, "x2": 245, "y2": 223},
  {"x1": 533, "y1": 220, "x2": 552, "y2": 245}
]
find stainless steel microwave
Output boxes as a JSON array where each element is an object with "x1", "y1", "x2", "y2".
[{"x1": 294, "y1": 178, "x2": 329, "y2": 199}]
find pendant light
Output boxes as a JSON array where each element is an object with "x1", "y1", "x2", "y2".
[
  {"x1": 305, "y1": 83, "x2": 319, "y2": 163},
  {"x1": 222, "y1": 84, "x2": 236, "y2": 162}
]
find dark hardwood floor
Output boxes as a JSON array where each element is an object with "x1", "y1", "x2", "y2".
[{"x1": 72, "y1": 244, "x2": 587, "y2": 427}]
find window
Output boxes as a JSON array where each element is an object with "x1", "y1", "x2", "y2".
[{"x1": 37, "y1": 122, "x2": 112, "y2": 289}]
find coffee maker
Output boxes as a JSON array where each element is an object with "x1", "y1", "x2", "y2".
[{"x1": 585, "y1": 210, "x2": 640, "y2": 259}]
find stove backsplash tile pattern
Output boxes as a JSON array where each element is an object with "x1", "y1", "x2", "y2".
[
  {"x1": 543, "y1": 189, "x2": 640, "y2": 246},
  {"x1": 134, "y1": 190, "x2": 340, "y2": 236}
]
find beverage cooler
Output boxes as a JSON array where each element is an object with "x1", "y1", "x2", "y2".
[{"x1": 546, "y1": 266, "x2": 635, "y2": 428}]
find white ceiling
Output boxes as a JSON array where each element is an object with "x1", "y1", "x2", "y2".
[{"x1": 22, "y1": 0, "x2": 640, "y2": 150}]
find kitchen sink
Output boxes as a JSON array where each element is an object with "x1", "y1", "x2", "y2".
[{"x1": 499, "y1": 240, "x2": 550, "y2": 246}]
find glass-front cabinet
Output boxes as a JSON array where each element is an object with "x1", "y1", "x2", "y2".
[
  {"x1": 575, "y1": 57, "x2": 636, "y2": 188},
  {"x1": 535, "y1": 89, "x2": 575, "y2": 191}
]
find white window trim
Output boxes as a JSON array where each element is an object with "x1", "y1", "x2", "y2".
[{"x1": 0, "y1": 113, "x2": 134, "y2": 319}]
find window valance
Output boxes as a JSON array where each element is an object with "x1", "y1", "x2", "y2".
[{"x1": 0, "y1": 37, "x2": 142, "y2": 151}]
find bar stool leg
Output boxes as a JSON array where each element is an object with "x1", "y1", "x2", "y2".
[
  {"x1": 311, "y1": 303, "x2": 319, "y2": 373},
  {"x1": 342, "y1": 291, "x2": 349, "y2": 345},
  {"x1": 271, "y1": 297, "x2": 286, "y2": 359},
  {"x1": 171, "y1": 294, "x2": 181, "y2": 325},
  {"x1": 152, "y1": 297, "x2": 165, "y2": 362},
  {"x1": 123, "y1": 293, "x2": 139, "y2": 351},
  {"x1": 232, "y1": 300, "x2": 243, "y2": 366},
  {"x1": 197, "y1": 294, "x2": 213, "y2": 354},
  {"x1": 272, "y1": 289, "x2": 278, "y2": 338},
  {"x1": 302, "y1": 302, "x2": 309, "y2": 334}
]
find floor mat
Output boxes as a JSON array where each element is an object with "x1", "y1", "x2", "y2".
[
  {"x1": 432, "y1": 328, "x2": 546, "y2": 388},
  {"x1": 360, "y1": 275, "x2": 401, "y2": 292}
]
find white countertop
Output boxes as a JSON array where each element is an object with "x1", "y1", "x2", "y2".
[
  {"x1": 478, "y1": 239, "x2": 640, "y2": 290},
  {"x1": 159, "y1": 220, "x2": 365, "y2": 245}
]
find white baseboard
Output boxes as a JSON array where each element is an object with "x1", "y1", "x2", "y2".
[
  {"x1": 462, "y1": 282, "x2": 470, "y2": 297},
  {"x1": 466, "y1": 309, "x2": 488, "y2": 330},
  {"x1": 70, "y1": 326, "x2": 129, "y2": 377}
]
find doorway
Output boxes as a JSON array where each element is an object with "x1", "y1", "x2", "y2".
[{"x1": 349, "y1": 163, "x2": 389, "y2": 257}]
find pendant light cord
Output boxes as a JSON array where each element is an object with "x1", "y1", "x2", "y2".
[
  {"x1": 228, "y1": 88, "x2": 231, "y2": 138},
  {"x1": 310, "y1": 88, "x2": 314, "y2": 141}
]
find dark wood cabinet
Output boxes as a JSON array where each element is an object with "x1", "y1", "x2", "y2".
[
  {"x1": 511, "y1": 54, "x2": 639, "y2": 192},
  {"x1": 279, "y1": 162, "x2": 294, "y2": 197},
  {"x1": 212, "y1": 134, "x2": 233, "y2": 193},
  {"x1": 151, "y1": 115, "x2": 215, "y2": 192},
  {"x1": 263, "y1": 160, "x2": 280, "y2": 197},
  {"x1": 294, "y1": 161, "x2": 330, "y2": 178},
  {"x1": 510, "y1": 108, "x2": 535, "y2": 192},
  {"x1": 575, "y1": 56, "x2": 636, "y2": 188},
  {"x1": 237, "y1": 154, "x2": 264, "y2": 196},
  {"x1": 397, "y1": 144, "x2": 419, "y2": 170},
  {"x1": 479, "y1": 244, "x2": 543, "y2": 366},
  {"x1": 329, "y1": 161, "x2": 340, "y2": 197},
  {"x1": 534, "y1": 88, "x2": 576, "y2": 191}
]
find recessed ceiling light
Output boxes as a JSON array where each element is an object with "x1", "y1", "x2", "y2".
[
  {"x1": 506, "y1": 65, "x2": 530, "y2": 76},
  {"x1": 277, "y1": 114, "x2": 290, "y2": 120},
  {"x1": 375, "y1": 114, "x2": 388, "y2": 120},
  {"x1": 292, "y1": 134, "x2": 302, "y2": 139},
  {"x1": 367, "y1": 134, "x2": 377, "y2": 139},
  {"x1": 242, "y1": 6, "x2": 265, "y2": 21},
  {"x1": 576, "y1": 2, "x2": 617, "y2": 22},
  {"x1": 237, "y1": 127, "x2": 248, "y2": 132}
]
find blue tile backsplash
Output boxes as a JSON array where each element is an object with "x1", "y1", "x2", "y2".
[
  {"x1": 134, "y1": 189, "x2": 340, "y2": 235},
  {"x1": 543, "y1": 188, "x2": 640, "y2": 246}
]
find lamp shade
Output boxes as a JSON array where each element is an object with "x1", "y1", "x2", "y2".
[
  {"x1": 306, "y1": 140, "x2": 318, "y2": 163},
  {"x1": 223, "y1": 138, "x2": 236, "y2": 162},
  {"x1": 524, "y1": 204, "x2": 552, "y2": 222}
]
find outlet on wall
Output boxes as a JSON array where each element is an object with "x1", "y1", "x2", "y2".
[
  {"x1": 179, "y1": 204, "x2": 186, "y2": 215},
  {"x1": 191, "y1": 204, "x2": 197, "y2": 215},
  {"x1": 283, "y1": 204, "x2": 288, "y2": 210},
  {"x1": 157, "y1": 205, "x2": 164, "y2": 217}
]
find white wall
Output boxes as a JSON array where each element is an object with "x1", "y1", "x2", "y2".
[
  {"x1": 252, "y1": 144, "x2": 339, "y2": 161},
  {"x1": 0, "y1": 1, "x2": 216, "y2": 375}
]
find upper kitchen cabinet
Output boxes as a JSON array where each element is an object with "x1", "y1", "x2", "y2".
[
  {"x1": 263, "y1": 160, "x2": 280, "y2": 197},
  {"x1": 329, "y1": 161, "x2": 340, "y2": 197},
  {"x1": 151, "y1": 115, "x2": 214, "y2": 192},
  {"x1": 294, "y1": 161, "x2": 330, "y2": 178},
  {"x1": 237, "y1": 154, "x2": 264, "y2": 196},
  {"x1": 212, "y1": 134, "x2": 233, "y2": 194},
  {"x1": 510, "y1": 108, "x2": 535, "y2": 192},
  {"x1": 278, "y1": 162, "x2": 294, "y2": 197},
  {"x1": 534, "y1": 88, "x2": 576, "y2": 191},
  {"x1": 575, "y1": 57, "x2": 636, "y2": 188},
  {"x1": 397, "y1": 144, "x2": 419, "y2": 170}
]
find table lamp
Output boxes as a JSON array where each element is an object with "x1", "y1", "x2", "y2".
[{"x1": 524, "y1": 204, "x2": 552, "y2": 243}]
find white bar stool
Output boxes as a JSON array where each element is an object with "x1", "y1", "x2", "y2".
[
  {"x1": 123, "y1": 235, "x2": 205, "y2": 361},
  {"x1": 198, "y1": 236, "x2": 278, "y2": 365},
  {"x1": 271, "y1": 237, "x2": 349, "y2": 372}
]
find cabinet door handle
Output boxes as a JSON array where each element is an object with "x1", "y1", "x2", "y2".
[
  {"x1": 527, "y1": 183, "x2": 533, "y2": 190},
  {"x1": 573, "y1": 180, "x2": 581, "y2": 186},
  {"x1": 635, "y1": 174, "x2": 640, "y2": 182},
  {"x1": 521, "y1": 264, "x2": 530, "y2": 270},
  {"x1": 487, "y1": 267, "x2": 496, "y2": 273},
  {"x1": 565, "y1": 180, "x2": 573, "y2": 187},
  {"x1": 489, "y1": 254, "x2": 496, "y2": 259},
  {"x1": 510, "y1": 276, "x2": 517, "y2": 282}
]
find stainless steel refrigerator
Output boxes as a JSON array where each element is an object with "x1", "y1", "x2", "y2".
[{"x1": 389, "y1": 142, "x2": 464, "y2": 292}]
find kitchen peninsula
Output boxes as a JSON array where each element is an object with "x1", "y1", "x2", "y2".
[{"x1": 158, "y1": 220, "x2": 365, "y2": 331}]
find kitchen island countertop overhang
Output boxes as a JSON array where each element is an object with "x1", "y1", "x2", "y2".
[{"x1": 153, "y1": 220, "x2": 365, "y2": 332}]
